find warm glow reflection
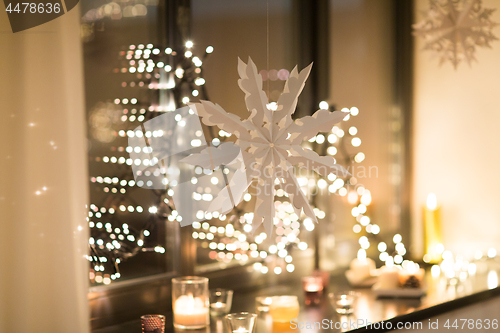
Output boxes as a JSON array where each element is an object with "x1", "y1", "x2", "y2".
[
  {"x1": 354, "y1": 293, "x2": 371, "y2": 324},
  {"x1": 384, "y1": 303, "x2": 398, "y2": 320}
]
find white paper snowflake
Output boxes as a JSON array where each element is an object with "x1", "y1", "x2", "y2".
[
  {"x1": 190, "y1": 58, "x2": 349, "y2": 234},
  {"x1": 413, "y1": 0, "x2": 499, "y2": 68}
]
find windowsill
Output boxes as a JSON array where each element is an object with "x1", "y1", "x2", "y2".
[{"x1": 93, "y1": 263, "x2": 500, "y2": 333}]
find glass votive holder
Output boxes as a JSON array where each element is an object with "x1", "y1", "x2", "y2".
[
  {"x1": 255, "y1": 296, "x2": 273, "y2": 313},
  {"x1": 172, "y1": 276, "x2": 209, "y2": 329},
  {"x1": 269, "y1": 296, "x2": 300, "y2": 332},
  {"x1": 225, "y1": 312, "x2": 257, "y2": 333},
  {"x1": 209, "y1": 288, "x2": 233, "y2": 316},
  {"x1": 302, "y1": 276, "x2": 324, "y2": 306},
  {"x1": 141, "y1": 314, "x2": 165, "y2": 333},
  {"x1": 329, "y1": 291, "x2": 358, "y2": 315},
  {"x1": 268, "y1": 296, "x2": 300, "y2": 323}
]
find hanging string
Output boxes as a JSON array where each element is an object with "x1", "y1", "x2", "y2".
[{"x1": 266, "y1": 0, "x2": 270, "y2": 99}]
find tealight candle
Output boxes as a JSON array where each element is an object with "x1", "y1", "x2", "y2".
[
  {"x1": 328, "y1": 292, "x2": 357, "y2": 315},
  {"x1": 211, "y1": 302, "x2": 226, "y2": 313},
  {"x1": 233, "y1": 328, "x2": 249, "y2": 333},
  {"x1": 302, "y1": 276, "x2": 323, "y2": 305},
  {"x1": 212, "y1": 302, "x2": 225, "y2": 308},
  {"x1": 174, "y1": 294, "x2": 209, "y2": 327},
  {"x1": 336, "y1": 296, "x2": 353, "y2": 313},
  {"x1": 312, "y1": 270, "x2": 330, "y2": 291}
]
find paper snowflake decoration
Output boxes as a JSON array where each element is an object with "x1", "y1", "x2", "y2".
[
  {"x1": 190, "y1": 58, "x2": 349, "y2": 234},
  {"x1": 413, "y1": 0, "x2": 499, "y2": 68}
]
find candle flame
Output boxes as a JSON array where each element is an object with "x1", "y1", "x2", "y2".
[
  {"x1": 386, "y1": 256, "x2": 394, "y2": 268},
  {"x1": 187, "y1": 294, "x2": 194, "y2": 306},
  {"x1": 357, "y1": 249, "x2": 366, "y2": 260},
  {"x1": 407, "y1": 261, "x2": 417, "y2": 274},
  {"x1": 426, "y1": 193, "x2": 437, "y2": 210},
  {"x1": 175, "y1": 293, "x2": 201, "y2": 312}
]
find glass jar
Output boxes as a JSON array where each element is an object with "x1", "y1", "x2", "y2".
[{"x1": 172, "y1": 276, "x2": 209, "y2": 329}]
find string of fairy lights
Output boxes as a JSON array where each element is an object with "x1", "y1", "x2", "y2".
[
  {"x1": 87, "y1": 41, "x2": 213, "y2": 284},
  {"x1": 88, "y1": 40, "x2": 498, "y2": 285},
  {"x1": 87, "y1": 38, "x2": 404, "y2": 283}
]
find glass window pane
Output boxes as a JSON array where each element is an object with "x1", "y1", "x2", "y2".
[{"x1": 82, "y1": 0, "x2": 176, "y2": 285}]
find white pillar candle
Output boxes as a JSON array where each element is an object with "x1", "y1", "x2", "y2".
[
  {"x1": 377, "y1": 266, "x2": 401, "y2": 289},
  {"x1": 350, "y1": 258, "x2": 376, "y2": 279}
]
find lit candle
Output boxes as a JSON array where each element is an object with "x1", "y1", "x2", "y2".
[
  {"x1": 424, "y1": 193, "x2": 443, "y2": 263},
  {"x1": 329, "y1": 292, "x2": 356, "y2": 315},
  {"x1": 313, "y1": 270, "x2": 330, "y2": 291},
  {"x1": 174, "y1": 294, "x2": 209, "y2": 328},
  {"x1": 349, "y1": 250, "x2": 376, "y2": 280},
  {"x1": 303, "y1": 279, "x2": 322, "y2": 292},
  {"x1": 232, "y1": 328, "x2": 249, "y2": 333},
  {"x1": 336, "y1": 295, "x2": 353, "y2": 308},
  {"x1": 209, "y1": 288, "x2": 233, "y2": 316},
  {"x1": 302, "y1": 276, "x2": 323, "y2": 305},
  {"x1": 210, "y1": 301, "x2": 227, "y2": 316},
  {"x1": 305, "y1": 282, "x2": 321, "y2": 292},
  {"x1": 211, "y1": 301, "x2": 225, "y2": 308},
  {"x1": 377, "y1": 264, "x2": 401, "y2": 289}
]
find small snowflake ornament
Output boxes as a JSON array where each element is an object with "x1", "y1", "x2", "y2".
[
  {"x1": 413, "y1": 0, "x2": 499, "y2": 69},
  {"x1": 189, "y1": 58, "x2": 349, "y2": 234}
]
